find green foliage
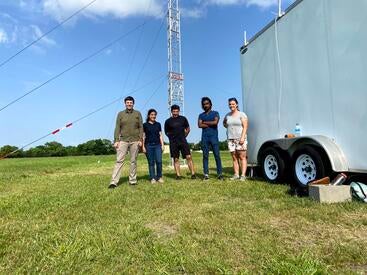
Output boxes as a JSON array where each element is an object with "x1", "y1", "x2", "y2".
[
  {"x1": 0, "y1": 139, "x2": 115, "y2": 158},
  {"x1": 0, "y1": 145, "x2": 23, "y2": 158}
]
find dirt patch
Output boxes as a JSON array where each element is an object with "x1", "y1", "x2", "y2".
[{"x1": 146, "y1": 222, "x2": 178, "y2": 238}]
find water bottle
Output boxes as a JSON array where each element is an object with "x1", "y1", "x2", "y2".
[
  {"x1": 294, "y1": 123, "x2": 301, "y2": 137},
  {"x1": 330, "y1": 173, "x2": 347, "y2": 186}
]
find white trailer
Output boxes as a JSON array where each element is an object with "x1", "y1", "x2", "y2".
[{"x1": 240, "y1": 0, "x2": 367, "y2": 189}]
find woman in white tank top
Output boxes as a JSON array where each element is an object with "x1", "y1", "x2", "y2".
[{"x1": 223, "y1": 98, "x2": 248, "y2": 181}]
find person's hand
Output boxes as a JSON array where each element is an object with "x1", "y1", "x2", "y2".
[
  {"x1": 142, "y1": 147, "x2": 146, "y2": 154},
  {"x1": 138, "y1": 141, "x2": 142, "y2": 147},
  {"x1": 239, "y1": 139, "x2": 245, "y2": 145},
  {"x1": 114, "y1": 142, "x2": 119, "y2": 149}
]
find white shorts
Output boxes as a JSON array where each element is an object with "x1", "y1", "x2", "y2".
[{"x1": 228, "y1": 139, "x2": 247, "y2": 152}]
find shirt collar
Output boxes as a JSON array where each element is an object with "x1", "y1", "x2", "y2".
[{"x1": 124, "y1": 109, "x2": 134, "y2": 113}]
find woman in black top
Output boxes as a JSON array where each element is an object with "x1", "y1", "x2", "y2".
[{"x1": 142, "y1": 109, "x2": 165, "y2": 184}]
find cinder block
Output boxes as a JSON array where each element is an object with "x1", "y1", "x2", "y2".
[{"x1": 308, "y1": 185, "x2": 351, "y2": 203}]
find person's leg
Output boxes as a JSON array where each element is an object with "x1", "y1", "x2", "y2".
[
  {"x1": 110, "y1": 142, "x2": 129, "y2": 186},
  {"x1": 155, "y1": 145, "x2": 163, "y2": 180},
  {"x1": 182, "y1": 141, "x2": 195, "y2": 176},
  {"x1": 231, "y1": 152, "x2": 240, "y2": 177},
  {"x1": 128, "y1": 141, "x2": 139, "y2": 184},
  {"x1": 174, "y1": 157, "x2": 181, "y2": 177},
  {"x1": 211, "y1": 137, "x2": 223, "y2": 176},
  {"x1": 238, "y1": 150, "x2": 248, "y2": 177},
  {"x1": 146, "y1": 145, "x2": 156, "y2": 180},
  {"x1": 228, "y1": 139, "x2": 239, "y2": 179},
  {"x1": 201, "y1": 137, "x2": 210, "y2": 176},
  {"x1": 170, "y1": 142, "x2": 181, "y2": 178},
  {"x1": 186, "y1": 154, "x2": 196, "y2": 177}
]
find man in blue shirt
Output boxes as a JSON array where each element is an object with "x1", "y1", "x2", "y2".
[{"x1": 198, "y1": 97, "x2": 223, "y2": 180}]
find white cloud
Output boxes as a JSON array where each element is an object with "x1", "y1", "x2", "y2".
[
  {"x1": 181, "y1": 7, "x2": 206, "y2": 19},
  {"x1": 30, "y1": 25, "x2": 57, "y2": 46},
  {"x1": 202, "y1": 0, "x2": 282, "y2": 8},
  {"x1": 42, "y1": 0, "x2": 164, "y2": 22},
  {"x1": 182, "y1": 0, "x2": 294, "y2": 19},
  {"x1": 0, "y1": 28, "x2": 9, "y2": 44}
]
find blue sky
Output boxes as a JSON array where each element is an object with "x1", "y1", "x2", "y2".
[{"x1": 0, "y1": 0, "x2": 295, "y2": 147}]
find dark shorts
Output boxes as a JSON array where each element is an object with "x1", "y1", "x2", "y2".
[{"x1": 169, "y1": 140, "x2": 191, "y2": 159}]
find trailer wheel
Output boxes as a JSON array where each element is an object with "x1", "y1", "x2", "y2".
[
  {"x1": 260, "y1": 147, "x2": 286, "y2": 183},
  {"x1": 292, "y1": 146, "x2": 326, "y2": 189}
]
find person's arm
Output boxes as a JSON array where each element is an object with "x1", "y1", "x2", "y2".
[
  {"x1": 184, "y1": 117, "x2": 190, "y2": 137},
  {"x1": 203, "y1": 116, "x2": 219, "y2": 126},
  {"x1": 239, "y1": 116, "x2": 248, "y2": 145},
  {"x1": 223, "y1": 114, "x2": 228, "y2": 128},
  {"x1": 159, "y1": 132, "x2": 164, "y2": 151},
  {"x1": 142, "y1": 132, "x2": 146, "y2": 153},
  {"x1": 113, "y1": 113, "x2": 121, "y2": 148},
  {"x1": 198, "y1": 118, "x2": 208, "y2": 128},
  {"x1": 164, "y1": 120, "x2": 169, "y2": 138},
  {"x1": 138, "y1": 112, "x2": 143, "y2": 146}
]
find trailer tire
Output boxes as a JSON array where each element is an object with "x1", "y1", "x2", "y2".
[
  {"x1": 292, "y1": 146, "x2": 326, "y2": 191},
  {"x1": 260, "y1": 147, "x2": 286, "y2": 183}
]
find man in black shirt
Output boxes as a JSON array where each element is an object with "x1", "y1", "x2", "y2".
[{"x1": 164, "y1": 105, "x2": 196, "y2": 180}]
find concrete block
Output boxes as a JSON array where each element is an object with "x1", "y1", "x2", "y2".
[{"x1": 308, "y1": 185, "x2": 351, "y2": 203}]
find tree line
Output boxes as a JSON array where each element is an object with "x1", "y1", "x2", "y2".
[{"x1": 0, "y1": 139, "x2": 229, "y2": 158}]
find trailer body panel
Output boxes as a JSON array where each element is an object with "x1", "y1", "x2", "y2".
[{"x1": 241, "y1": 0, "x2": 367, "y2": 172}]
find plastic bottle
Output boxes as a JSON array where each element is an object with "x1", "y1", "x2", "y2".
[
  {"x1": 330, "y1": 173, "x2": 347, "y2": 186},
  {"x1": 294, "y1": 123, "x2": 301, "y2": 137}
]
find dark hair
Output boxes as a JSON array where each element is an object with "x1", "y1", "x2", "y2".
[
  {"x1": 124, "y1": 96, "x2": 135, "y2": 104},
  {"x1": 171, "y1": 104, "x2": 180, "y2": 111},
  {"x1": 228, "y1": 97, "x2": 240, "y2": 111},
  {"x1": 201, "y1": 97, "x2": 212, "y2": 108},
  {"x1": 228, "y1": 97, "x2": 238, "y2": 104},
  {"x1": 146, "y1": 109, "x2": 157, "y2": 122}
]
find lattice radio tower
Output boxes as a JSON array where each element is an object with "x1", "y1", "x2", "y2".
[{"x1": 167, "y1": 0, "x2": 184, "y2": 114}]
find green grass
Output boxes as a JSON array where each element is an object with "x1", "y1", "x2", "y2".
[{"x1": 0, "y1": 153, "x2": 366, "y2": 274}]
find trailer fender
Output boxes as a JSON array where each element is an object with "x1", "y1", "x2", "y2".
[{"x1": 258, "y1": 135, "x2": 349, "y2": 172}]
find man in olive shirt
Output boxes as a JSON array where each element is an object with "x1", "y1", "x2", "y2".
[{"x1": 109, "y1": 96, "x2": 143, "y2": 188}]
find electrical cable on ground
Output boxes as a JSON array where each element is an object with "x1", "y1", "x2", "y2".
[
  {"x1": 0, "y1": 23, "x2": 145, "y2": 114},
  {"x1": 0, "y1": 0, "x2": 98, "y2": 69},
  {"x1": 0, "y1": 74, "x2": 165, "y2": 160}
]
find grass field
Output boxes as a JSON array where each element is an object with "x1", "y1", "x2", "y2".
[{"x1": 0, "y1": 152, "x2": 366, "y2": 274}]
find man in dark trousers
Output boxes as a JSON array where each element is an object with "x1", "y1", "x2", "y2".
[
  {"x1": 109, "y1": 96, "x2": 143, "y2": 188},
  {"x1": 164, "y1": 104, "x2": 196, "y2": 180},
  {"x1": 198, "y1": 97, "x2": 223, "y2": 180}
]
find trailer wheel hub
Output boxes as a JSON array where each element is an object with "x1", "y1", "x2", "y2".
[
  {"x1": 264, "y1": 154, "x2": 279, "y2": 180},
  {"x1": 295, "y1": 154, "x2": 317, "y2": 185}
]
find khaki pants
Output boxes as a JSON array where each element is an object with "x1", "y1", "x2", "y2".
[{"x1": 110, "y1": 141, "x2": 140, "y2": 185}]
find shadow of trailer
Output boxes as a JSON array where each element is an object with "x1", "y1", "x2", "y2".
[{"x1": 240, "y1": 0, "x2": 367, "y2": 191}]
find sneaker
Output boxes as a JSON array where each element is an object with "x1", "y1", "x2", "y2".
[
  {"x1": 203, "y1": 174, "x2": 209, "y2": 181},
  {"x1": 240, "y1": 176, "x2": 247, "y2": 181},
  {"x1": 150, "y1": 179, "x2": 157, "y2": 184},
  {"x1": 229, "y1": 175, "x2": 240, "y2": 181},
  {"x1": 217, "y1": 175, "x2": 224, "y2": 180},
  {"x1": 108, "y1": 183, "x2": 117, "y2": 189},
  {"x1": 176, "y1": 175, "x2": 182, "y2": 180},
  {"x1": 191, "y1": 174, "x2": 197, "y2": 180},
  {"x1": 157, "y1": 178, "x2": 164, "y2": 183}
]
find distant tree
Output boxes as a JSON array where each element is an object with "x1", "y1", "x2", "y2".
[
  {"x1": 0, "y1": 145, "x2": 23, "y2": 158},
  {"x1": 65, "y1": 146, "x2": 78, "y2": 156},
  {"x1": 44, "y1": 141, "x2": 67, "y2": 157},
  {"x1": 77, "y1": 139, "x2": 114, "y2": 156}
]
